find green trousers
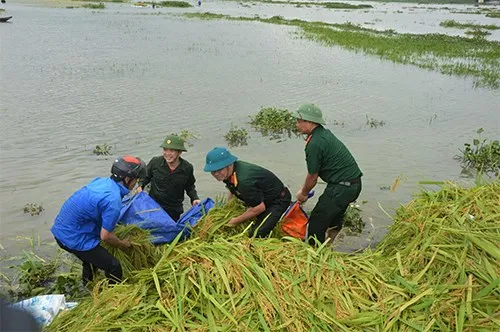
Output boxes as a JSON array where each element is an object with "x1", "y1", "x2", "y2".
[{"x1": 307, "y1": 181, "x2": 362, "y2": 245}]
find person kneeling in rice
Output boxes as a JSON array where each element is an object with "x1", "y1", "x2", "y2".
[
  {"x1": 51, "y1": 156, "x2": 146, "y2": 284},
  {"x1": 204, "y1": 147, "x2": 291, "y2": 237},
  {"x1": 137, "y1": 135, "x2": 200, "y2": 221}
]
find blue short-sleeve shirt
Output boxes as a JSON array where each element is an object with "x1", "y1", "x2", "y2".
[{"x1": 51, "y1": 177, "x2": 129, "y2": 251}]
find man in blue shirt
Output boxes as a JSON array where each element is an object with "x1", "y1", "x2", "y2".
[{"x1": 51, "y1": 156, "x2": 146, "y2": 284}]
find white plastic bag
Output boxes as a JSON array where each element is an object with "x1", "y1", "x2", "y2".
[{"x1": 11, "y1": 294, "x2": 77, "y2": 326}]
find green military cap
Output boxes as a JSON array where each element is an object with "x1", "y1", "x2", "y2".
[
  {"x1": 294, "y1": 103, "x2": 326, "y2": 125},
  {"x1": 160, "y1": 135, "x2": 187, "y2": 151}
]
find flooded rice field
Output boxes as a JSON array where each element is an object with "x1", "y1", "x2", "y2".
[{"x1": 0, "y1": 0, "x2": 499, "y2": 254}]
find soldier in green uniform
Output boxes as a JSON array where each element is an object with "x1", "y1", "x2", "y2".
[
  {"x1": 204, "y1": 147, "x2": 291, "y2": 237},
  {"x1": 294, "y1": 104, "x2": 362, "y2": 245},
  {"x1": 138, "y1": 135, "x2": 200, "y2": 221}
]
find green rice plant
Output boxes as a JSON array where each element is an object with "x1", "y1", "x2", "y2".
[
  {"x1": 486, "y1": 11, "x2": 500, "y2": 18},
  {"x1": 157, "y1": 1, "x2": 192, "y2": 7},
  {"x1": 92, "y1": 143, "x2": 112, "y2": 155},
  {"x1": 365, "y1": 115, "x2": 385, "y2": 128},
  {"x1": 465, "y1": 29, "x2": 491, "y2": 39},
  {"x1": 49, "y1": 180, "x2": 500, "y2": 331},
  {"x1": 193, "y1": 198, "x2": 252, "y2": 240},
  {"x1": 82, "y1": 3, "x2": 106, "y2": 9},
  {"x1": 224, "y1": 125, "x2": 249, "y2": 147},
  {"x1": 182, "y1": 13, "x2": 500, "y2": 89},
  {"x1": 249, "y1": 107, "x2": 300, "y2": 140},
  {"x1": 23, "y1": 203, "x2": 44, "y2": 216},
  {"x1": 102, "y1": 224, "x2": 162, "y2": 278},
  {"x1": 440, "y1": 20, "x2": 500, "y2": 30},
  {"x1": 456, "y1": 128, "x2": 499, "y2": 177}
]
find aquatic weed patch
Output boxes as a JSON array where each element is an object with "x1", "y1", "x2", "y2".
[
  {"x1": 224, "y1": 125, "x2": 250, "y2": 147},
  {"x1": 82, "y1": 3, "x2": 106, "y2": 9},
  {"x1": 183, "y1": 13, "x2": 500, "y2": 89},
  {"x1": 486, "y1": 11, "x2": 500, "y2": 18},
  {"x1": 249, "y1": 106, "x2": 300, "y2": 140},
  {"x1": 455, "y1": 128, "x2": 499, "y2": 178},
  {"x1": 440, "y1": 20, "x2": 500, "y2": 30},
  {"x1": 156, "y1": 1, "x2": 193, "y2": 7}
]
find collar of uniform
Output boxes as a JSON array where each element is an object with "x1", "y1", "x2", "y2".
[
  {"x1": 224, "y1": 163, "x2": 239, "y2": 187},
  {"x1": 160, "y1": 156, "x2": 184, "y2": 171},
  {"x1": 306, "y1": 125, "x2": 323, "y2": 145}
]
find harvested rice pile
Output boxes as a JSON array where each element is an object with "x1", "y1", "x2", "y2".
[{"x1": 48, "y1": 181, "x2": 499, "y2": 331}]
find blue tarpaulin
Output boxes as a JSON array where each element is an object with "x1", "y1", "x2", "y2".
[{"x1": 119, "y1": 192, "x2": 214, "y2": 244}]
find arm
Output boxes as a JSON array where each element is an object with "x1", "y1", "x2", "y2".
[
  {"x1": 228, "y1": 202, "x2": 266, "y2": 226},
  {"x1": 185, "y1": 168, "x2": 200, "y2": 205},
  {"x1": 297, "y1": 173, "x2": 318, "y2": 203},
  {"x1": 138, "y1": 158, "x2": 154, "y2": 190},
  {"x1": 100, "y1": 197, "x2": 129, "y2": 250},
  {"x1": 101, "y1": 228, "x2": 130, "y2": 250}
]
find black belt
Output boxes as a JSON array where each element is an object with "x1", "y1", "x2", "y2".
[{"x1": 337, "y1": 177, "x2": 361, "y2": 187}]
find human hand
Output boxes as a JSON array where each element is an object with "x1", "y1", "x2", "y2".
[
  {"x1": 121, "y1": 239, "x2": 131, "y2": 250},
  {"x1": 192, "y1": 199, "x2": 201, "y2": 206},
  {"x1": 227, "y1": 217, "x2": 239, "y2": 227},
  {"x1": 296, "y1": 190, "x2": 308, "y2": 204}
]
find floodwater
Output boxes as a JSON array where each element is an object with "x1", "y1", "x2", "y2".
[{"x1": 0, "y1": 1, "x2": 499, "y2": 256}]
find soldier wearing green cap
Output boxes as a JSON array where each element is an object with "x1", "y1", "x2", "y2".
[
  {"x1": 204, "y1": 147, "x2": 291, "y2": 238},
  {"x1": 137, "y1": 135, "x2": 200, "y2": 221},
  {"x1": 294, "y1": 104, "x2": 363, "y2": 245}
]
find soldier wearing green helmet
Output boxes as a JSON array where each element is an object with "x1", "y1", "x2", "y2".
[
  {"x1": 204, "y1": 147, "x2": 291, "y2": 238},
  {"x1": 137, "y1": 135, "x2": 200, "y2": 221},
  {"x1": 294, "y1": 103, "x2": 363, "y2": 245}
]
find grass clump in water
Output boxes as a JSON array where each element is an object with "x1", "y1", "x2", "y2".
[
  {"x1": 173, "y1": 129, "x2": 199, "y2": 147},
  {"x1": 365, "y1": 115, "x2": 385, "y2": 128},
  {"x1": 249, "y1": 107, "x2": 300, "y2": 140},
  {"x1": 23, "y1": 203, "x2": 44, "y2": 216},
  {"x1": 465, "y1": 29, "x2": 491, "y2": 39},
  {"x1": 224, "y1": 125, "x2": 249, "y2": 147},
  {"x1": 455, "y1": 128, "x2": 499, "y2": 177},
  {"x1": 157, "y1": 1, "x2": 192, "y2": 7},
  {"x1": 182, "y1": 13, "x2": 500, "y2": 89},
  {"x1": 93, "y1": 143, "x2": 112, "y2": 155},
  {"x1": 440, "y1": 19, "x2": 500, "y2": 30},
  {"x1": 485, "y1": 11, "x2": 500, "y2": 18},
  {"x1": 82, "y1": 3, "x2": 106, "y2": 9}
]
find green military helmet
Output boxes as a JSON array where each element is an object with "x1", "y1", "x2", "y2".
[
  {"x1": 160, "y1": 135, "x2": 187, "y2": 152},
  {"x1": 294, "y1": 103, "x2": 326, "y2": 125}
]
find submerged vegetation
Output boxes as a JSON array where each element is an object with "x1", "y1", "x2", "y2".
[
  {"x1": 155, "y1": 1, "x2": 192, "y2": 7},
  {"x1": 455, "y1": 128, "x2": 499, "y2": 177},
  {"x1": 486, "y1": 11, "x2": 500, "y2": 19},
  {"x1": 465, "y1": 29, "x2": 491, "y2": 39},
  {"x1": 365, "y1": 115, "x2": 386, "y2": 128},
  {"x1": 174, "y1": 129, "x2": 199, "y2": 147},
  {"x1": 440, "y1": 20, "x2": 500, "y2": 30},
  {"x1": 23, "y1": 203, "x2": 44, "y2": 216},
  {"x1": 45, "y1": 181, "x2": 500, "y2": 330},
  {"x1": 82, "y1": 3, "x2": 106, "y2": 9},
  {"x1": 249, "y1": 107, "x2": 300, "y2": 140},
  {"x1": 93, "y1": 143, "x2": 112, "y2": 155},
  {"x1": 182, "y1": 13, "x2": 500, "y2": 89},
  {"x1": 224, "y1": 125, "x2": 249, "y2": 147}
]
